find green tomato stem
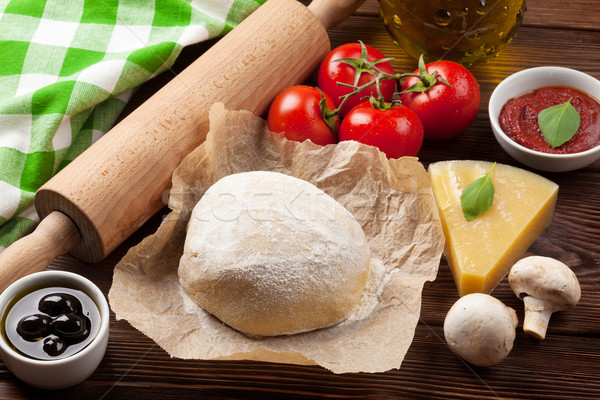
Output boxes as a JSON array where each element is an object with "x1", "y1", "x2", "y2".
[{"x1": 329, "y1": 42, "x2": 450, "y2": 115}]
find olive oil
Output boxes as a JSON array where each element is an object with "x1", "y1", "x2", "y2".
[
  {"x1": 2, "y1": 286, "x2": 101, "y2": 360},
  {"x1": 379, "y1": 0, "x2": 527, "y2": 67}
]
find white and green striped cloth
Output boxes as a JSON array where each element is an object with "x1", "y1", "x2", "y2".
[{"x1": 0, "y1": 0, "x2": 266, "y2": 252}]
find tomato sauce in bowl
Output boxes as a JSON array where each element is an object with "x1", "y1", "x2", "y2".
[{"x1": 499, "y1": 86, "x2": 600, "y2": 154}]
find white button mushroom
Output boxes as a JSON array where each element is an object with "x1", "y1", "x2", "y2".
[
  {"x1": 508, "y1": 256, "x2": 581, "y2": 340},
  {"x1": 443, "y1": 293, "x2": 518, "y2": 367}
]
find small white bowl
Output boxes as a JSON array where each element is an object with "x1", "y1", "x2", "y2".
[
  {"x1": 489, "y1": 66, "x2": 600, "y2": 172},
  {"x1": 0, "y1": 271, "x2": 109, "y2": 390}
]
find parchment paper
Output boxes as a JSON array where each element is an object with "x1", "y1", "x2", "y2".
[{"x1": 108, "y1": 102, "x2": 445, "y2": 374}]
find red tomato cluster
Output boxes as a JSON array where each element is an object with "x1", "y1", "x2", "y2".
[{"x1": 267, "y1": 42, "x2": 481, "y2": 159}]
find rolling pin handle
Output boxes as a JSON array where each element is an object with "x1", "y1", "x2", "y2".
[
  {"x1": 0, "y1": 211, "x2": 80, "y2": 293},
  {"x1": 308, "y1": 0, "x2": 366, "y2": 29}
]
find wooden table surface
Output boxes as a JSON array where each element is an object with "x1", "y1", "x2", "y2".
[{"x1": 2, "y1": 0, "x2": 599, "y2": 398}]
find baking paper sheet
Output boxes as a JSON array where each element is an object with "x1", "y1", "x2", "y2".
[{"x1": 108, "y1": 102, "x2": 444, "y2": 373}]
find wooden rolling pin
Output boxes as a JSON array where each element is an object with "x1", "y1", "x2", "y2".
[{"x1": 0, "y1": 0, "x2": 366, "y2": 292}]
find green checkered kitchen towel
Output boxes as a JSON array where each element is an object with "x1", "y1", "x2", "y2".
[{"x1": 0, "y1": 0, "x2": 266, "y2": 252}]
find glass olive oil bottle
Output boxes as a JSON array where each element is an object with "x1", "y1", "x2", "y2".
[{"x1": 379, "y1": 0, "x2": 526, "y2": 67}]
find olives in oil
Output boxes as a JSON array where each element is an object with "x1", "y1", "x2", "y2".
[
  {"x1": 39, "y1": 293, "x2": 82, "y2": 316},
  {"x1": 3, "y1": 287, "x2": 100, "y2": 360},
  {"x1": 16, "y1": 314, "x2": 52, "y2": 341}
]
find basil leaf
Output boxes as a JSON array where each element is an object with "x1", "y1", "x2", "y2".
[
  {"x1": 461, "y1": 163, "x2": 497, "y2": 221},
  {"x1": 538, "y1": 98, "x2": 581, "y2": 148}
]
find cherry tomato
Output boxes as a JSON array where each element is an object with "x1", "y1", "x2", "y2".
[
  {"x1": 267, "y1": 85, "x2": 338, "y2": 146},
  {"x1": 400, "y1": 58, "x2": 480, "y2": 141},
  {"x1": 318, "y1": 42, "x2": 396, "y2": 118},
  {"x1": 338, "y1": 101, "x2": 424, "y2": 159}
]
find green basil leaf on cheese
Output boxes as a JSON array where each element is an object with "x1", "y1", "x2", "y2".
[{"x1": 461, "y1": 162, "x2": 496, "y2": 221}]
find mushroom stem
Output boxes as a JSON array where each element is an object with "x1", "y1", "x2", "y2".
[
  {"x1": 522, "y1": 296, "x2": 555, "y2": 340},
  {"x1": 509, "y1": 256, "x2": 581, "y2": 340}
]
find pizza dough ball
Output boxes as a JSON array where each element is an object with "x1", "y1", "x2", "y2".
[{"x1": 178, "y1": 171, "x2": 371, "y2": 337}]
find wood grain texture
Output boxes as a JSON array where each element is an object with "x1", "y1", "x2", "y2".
[
  {"x1": 0, "y1": 212, "x2": 79, "y2": 292},
  {"x1": 308, "y1": 0, "x2": 366, "y2": 29},
  {"x1": 1, "y1": 0, "x2": 599, "y2": 399}
]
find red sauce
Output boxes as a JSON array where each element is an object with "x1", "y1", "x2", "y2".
[{"x1": 499, "y1": 86, "x2": 600, "y2": 154}]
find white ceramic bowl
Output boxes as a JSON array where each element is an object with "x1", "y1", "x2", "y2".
[
  {"x1": 489, "y1": 66, "x2": 600, "y2": 172},
  {"x1": 0, "y1": 271, "x2": 109, "y2": 390}
]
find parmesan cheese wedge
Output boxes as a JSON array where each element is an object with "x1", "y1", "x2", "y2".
[{"x1": 428, "y1": 160, "x2": 558, "y2": 296}]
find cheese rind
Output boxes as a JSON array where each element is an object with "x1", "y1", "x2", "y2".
[{"x1": 428, "y1": 161, "x2": 558, "y2": 296}]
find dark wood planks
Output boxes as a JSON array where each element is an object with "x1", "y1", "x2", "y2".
[{"x1": 1, "y1": 1, "x2": 599, "y2": 399}]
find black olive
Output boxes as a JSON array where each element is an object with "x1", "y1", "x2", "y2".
[
  {"x1": 51, "y1": 314, "x2": 89, "y2": 343},
  {"x1": 38, "y1": 293, "x2": 82, "y2": 316},
  {"x1": 16, "y1": 314, "x2": 52, "y2": 341},
  {"x1": 42, "y1": 336, "x2": 67, "y2": 357}
]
